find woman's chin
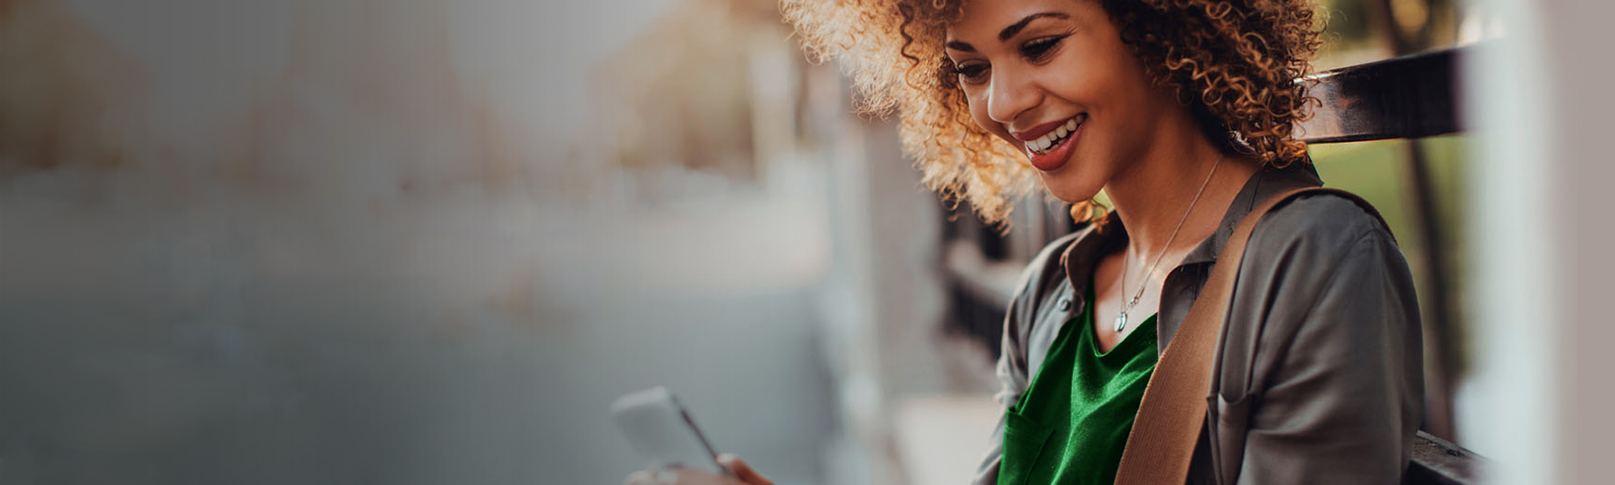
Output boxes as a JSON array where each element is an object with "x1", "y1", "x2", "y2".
[{"x1": 1037, "y1": 176, "x2": 1103, "y2": 205}]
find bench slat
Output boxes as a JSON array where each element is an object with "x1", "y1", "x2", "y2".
[
  {"x1": 1299, "y1": 47, "x2": 1464, "y2": 143},
  {"x1": 1406, "y1": 430, "x2": 1487, "y2": 484}
]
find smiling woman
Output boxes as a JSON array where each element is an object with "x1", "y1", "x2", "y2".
[{"x1": 626, "y1": 0, "x2": 1426, "y2": 484}]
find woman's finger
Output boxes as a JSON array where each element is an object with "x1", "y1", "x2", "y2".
[{"x1": 716, "y1": 454, "x2": 774, "y2": 485}]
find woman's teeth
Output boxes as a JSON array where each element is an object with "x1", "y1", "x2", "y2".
[{"x1": 1029, "y1": 115, "x2": 1085, "y2": 155}]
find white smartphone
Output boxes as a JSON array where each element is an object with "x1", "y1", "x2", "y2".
[{"x1": 610, "y1": 386, "x2": 729, "y2": 476}]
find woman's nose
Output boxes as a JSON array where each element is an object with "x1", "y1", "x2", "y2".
[{"x1": 986, "y1": 69, "x2": 1039, "y2": 125}]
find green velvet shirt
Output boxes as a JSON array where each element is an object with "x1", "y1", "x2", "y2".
[{"x1": 997, "y1": 279, "x2": 1158, "y2": 485}]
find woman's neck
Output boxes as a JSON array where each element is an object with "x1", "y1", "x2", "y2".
[{"x1": 1105, "y1": 136, "x2": 1261, "y2": 262}]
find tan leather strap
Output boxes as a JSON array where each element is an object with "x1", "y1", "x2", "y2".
[{"x1": 1113, "y1": 187, "x2": 1391, "y2": 485}]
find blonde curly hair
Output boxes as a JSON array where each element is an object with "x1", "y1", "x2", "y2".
[{"x1": 783, "y1": 0, "x2": 1323, "y2": 225}]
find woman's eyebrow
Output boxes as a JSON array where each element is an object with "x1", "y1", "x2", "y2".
[
  {"x1": 999, "y1": 12, "x2": 1069, "y2": 41},
  {"x1": 945, "y1": 11, "x2": 1070, "y2": 52}
]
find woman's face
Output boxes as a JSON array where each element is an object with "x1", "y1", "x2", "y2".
[{"x1": 945, "y1": 0, "x2": 1183, "y2": 203}]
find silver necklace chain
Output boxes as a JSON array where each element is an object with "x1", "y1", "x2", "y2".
[{"x1": 1115, "y1": 154, "x2": 1225, "y2": 333}]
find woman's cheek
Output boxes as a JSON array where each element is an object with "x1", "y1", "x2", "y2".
[
  {"x1": 965, "y1": 97, "x2": 997, "y2": 136},
  {"x1": 966, "y1": 112, "x2": 1016, "y2": 151}
]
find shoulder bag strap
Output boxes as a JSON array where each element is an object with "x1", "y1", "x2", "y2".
[{"x1": 1113, "y1": 187, "x2": 1391, "y2": 485}]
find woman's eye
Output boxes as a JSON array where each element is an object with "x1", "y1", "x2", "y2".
[
  {"x1": 953, "y1": 62, "x2": 990, "y2": 84},
  {"x1": 1020, "y1": 35, "x2": 1067, "y2": 60}
]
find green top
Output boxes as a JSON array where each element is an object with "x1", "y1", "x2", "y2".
[{"x1": 997, "y1": 278, "x2": 1159, "y2": 485}]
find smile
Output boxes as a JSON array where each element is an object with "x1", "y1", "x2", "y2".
[{"x1": 1027, "y1": 114, "x2": 1086, "y2": 155}]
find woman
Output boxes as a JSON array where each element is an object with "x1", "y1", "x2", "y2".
[{"x1": 630, "y1": 0, "x2": 1423, "y2": 483}]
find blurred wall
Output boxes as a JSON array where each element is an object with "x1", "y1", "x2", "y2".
[
  {"x1": 0, "y1": 0, "x2": 848, "y2": 483},
  {"x1": 1463, "y1": 0, "x2": 1615, "y2": 483}
]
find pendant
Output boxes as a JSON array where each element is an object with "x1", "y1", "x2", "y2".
[{"x1": 1114, "y1": 311, "x2": 1128, "y2": 333}]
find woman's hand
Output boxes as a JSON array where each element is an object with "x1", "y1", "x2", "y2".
[{"x1": 624, "y1": 454, "x2": 774, "y2": 485}]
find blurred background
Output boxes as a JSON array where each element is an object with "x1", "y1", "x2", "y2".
[{"x1": 0, "y1": 0, "x2": 1608, "y2": 483}]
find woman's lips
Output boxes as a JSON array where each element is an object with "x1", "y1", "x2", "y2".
[{"x1": 1028, "y1": 120, "x2": 1081, "y2": 172}]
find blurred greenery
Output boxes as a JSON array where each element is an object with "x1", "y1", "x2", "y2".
[{"x1": 1317, "y1": 0, "x2": 1378, "y2": 48}]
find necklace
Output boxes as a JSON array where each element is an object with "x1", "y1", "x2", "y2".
[{"x1": 1114, "y1": 154, "x2": 1225, "y2": 333}]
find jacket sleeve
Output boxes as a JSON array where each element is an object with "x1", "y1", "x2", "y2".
[
  {"x1": 970, "y1": 234, "x2": 1073, "y2": 485},
  {"x1": 1231, "y1": 219, "x2": 1424, "y2": 484},
  {"x1": 968, "y1": 349, "x2": 1017, "y2": 485}
]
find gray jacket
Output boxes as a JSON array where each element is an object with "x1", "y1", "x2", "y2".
[{"x1": 973, "y1": 164, "x2": 1424, "y2": 484}]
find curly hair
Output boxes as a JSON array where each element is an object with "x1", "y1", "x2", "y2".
[{"x1": 783, "y1": 0, "x2": 1323, "y2": 225}]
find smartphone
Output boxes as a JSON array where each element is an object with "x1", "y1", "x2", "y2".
[{"x1": 610, "y1": 386, "x2": 729, "y2": 475}]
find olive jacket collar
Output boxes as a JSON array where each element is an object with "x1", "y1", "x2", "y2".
[{"x1": 1056, "y1": 162, "x2": 1327, "y2": 355}]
